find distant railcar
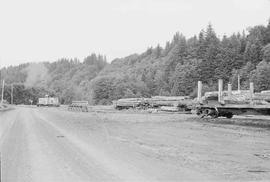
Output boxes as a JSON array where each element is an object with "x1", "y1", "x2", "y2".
[{"x1": 37, "y1": 95, "x2": 60, "y2": 107}]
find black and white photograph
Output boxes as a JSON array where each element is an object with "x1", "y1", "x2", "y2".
[{"x1": 0, "y1": 0, "x2": 270, "y2": 181}]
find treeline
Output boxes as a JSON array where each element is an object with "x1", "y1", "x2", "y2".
[
  {"x1": 1, "y1": 20, "x2": 270, "y2": 105},
  {"x1": 0, "y1": 84, "x2": 49, "y2": 105},
  {"x1": 92, "y1": 21, "x2": 270, "y2": 104}
]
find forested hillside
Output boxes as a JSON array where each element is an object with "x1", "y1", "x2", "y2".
[
  {"x1": 0, "y1": 54, "x2": 107, "y2": 104},
  {"x1": 1, "y1": 20, "x2": 270, "y2": 105}
]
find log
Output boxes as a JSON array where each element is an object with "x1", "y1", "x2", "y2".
[{"x1": 160, "y1": 106, "x2": 179, "y2": 112}]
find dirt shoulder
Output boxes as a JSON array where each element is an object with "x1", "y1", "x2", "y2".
[
  {"x1": 39, "y1": 107, "x2": 270, "y2": 181},
  {"x1": 89, "y1": 105, "x2": 270, "y2": 129}
]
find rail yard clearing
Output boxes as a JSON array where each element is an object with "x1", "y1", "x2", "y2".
[{"x1": 0, "y1": 106, "x2": 270, "y2": 181}]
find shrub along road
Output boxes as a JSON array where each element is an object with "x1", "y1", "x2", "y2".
[{"x1": 0, "y1": 107, "x2": 270, "y2": 181}]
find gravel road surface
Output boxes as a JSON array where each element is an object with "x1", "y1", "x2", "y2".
[{"x1": 0, "y1": 107, "x2": 270, "y2": 181}]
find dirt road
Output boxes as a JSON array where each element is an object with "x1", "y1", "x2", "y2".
[{"x1": 0, "y1": 107, "x2": 270, "y2": 181}]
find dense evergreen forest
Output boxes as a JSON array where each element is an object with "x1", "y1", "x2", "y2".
[{"x1": 1, "y1": 20, "x2": 270, "y2": 105}]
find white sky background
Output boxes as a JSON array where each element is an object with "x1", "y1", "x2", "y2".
[{"x1": 0, "y1": 0, "x2": 270, "y2": 67}]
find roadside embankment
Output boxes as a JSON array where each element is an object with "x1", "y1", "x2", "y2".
[{"x1": 0, "y1": 104, "x2": 14, "y2": 112}]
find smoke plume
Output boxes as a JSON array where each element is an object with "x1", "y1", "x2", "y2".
[{"x1": 24, "y1": 63, "x2": 49, "y2": 87}]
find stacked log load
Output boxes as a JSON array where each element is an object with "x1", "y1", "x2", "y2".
[
  {"x1": 254, "y1": 91, "x2": 270, "y2": 103},
  {"x1": 149, "y1": 96, "x2": 190, "y2": 107},
  {"x1": 113, "y1": 98, "x2": 149, "y2": 110},
  {"x1": 114, "y1": 90, "x2": 270, "y2": 111},
  {"x1": 224, "y1": 91, "x2": 251, "y2": 105},
  {"x1": 114, "y1": 96, "x2": 192, "y2": 111},
  {"x1": 203, "y1": 90, "x2": 270, "y2": 105}
]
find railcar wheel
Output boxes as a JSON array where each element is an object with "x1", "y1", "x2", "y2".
[
  {"x1": 207, "y1": 109, "x2": 218, "y2": 118},
  {"x1": 226, "y1": 112, "x2": 233, "y2": 119}
]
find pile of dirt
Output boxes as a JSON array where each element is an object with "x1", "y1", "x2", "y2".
[{"x1": 0, "y1": 104, "x2": 10, "y2": 112}]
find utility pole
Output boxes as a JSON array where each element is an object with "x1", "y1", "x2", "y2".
[
  {"x1": 11, "y1": 84, "x2": 13, "y2": 105},
  {"x1": 1, "y1": 79, "x2": 5, "y2": 104}
]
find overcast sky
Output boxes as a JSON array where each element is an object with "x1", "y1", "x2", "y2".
[{"x1": 0, "y1": 0, "x2": 270, "y2": 67}]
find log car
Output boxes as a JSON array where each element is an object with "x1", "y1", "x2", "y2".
[
  {"x1": 68, "y1": 101, "x2": 89, "y2": 112},
  {"x1": 196, "y1": 102, "x2": 270, "y2": 118},
  {"x1": 196, "y1": 80, "x2": 270, "y2": 118}
]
